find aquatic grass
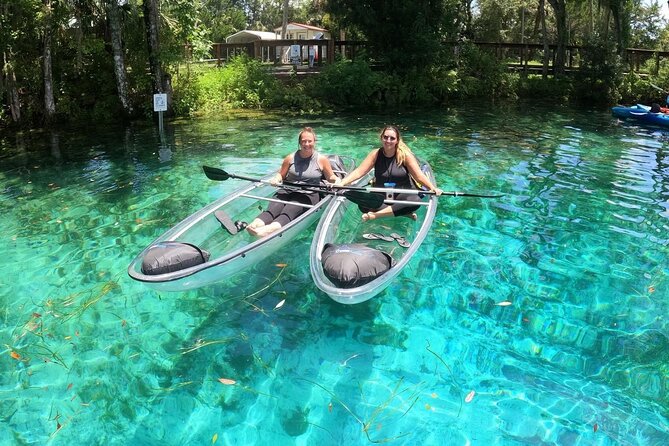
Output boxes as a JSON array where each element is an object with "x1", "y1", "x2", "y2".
[{"x1": 299, "y1": 377, "x2": 423, "y2": 443}]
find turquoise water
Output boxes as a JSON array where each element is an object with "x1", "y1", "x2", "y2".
[{"x1": 1, "y1": 105, "x2": 668, "y2": 445}]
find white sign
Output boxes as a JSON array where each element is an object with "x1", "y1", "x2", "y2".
[
  {"x1": 153, "y1": 93, "x2": 167, "y2": 112},
  {"x1": 289, "y1": 45, "x2": 301, "y2": 64}
]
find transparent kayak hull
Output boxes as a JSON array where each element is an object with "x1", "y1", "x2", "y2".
[
  {"x1": 128, "y1": 155, "x2": 355, "y2": 292},
  {"x1": 309, "y1": 162, "x2": 438, "y2": 304}
]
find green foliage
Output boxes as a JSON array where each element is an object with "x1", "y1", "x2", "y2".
[
  {"x1": 309, "y1": 59, "x2": 384, "y2": 106},
  {"x1": 516, "y1": 76, "x2": 572, "y2": 103},
  {"x1": 454, "y1": 42, "x2": 517, "y2": 99},
  {"x1": 171, "y1": 67, "x2": 204, "y2": 116},
  {"x1": 172, "y1": 56, "x2": 290, "y2": 115},
  {"x1": 325, "y1": 0, "x2": 457, "y2": 74},
  {"x1": 575, "y1": 37, "x2": 624, "y2": 104},
  {"x1": 629, "y1": 1, "x2": 666, "y2": 49},
  {"x1": 218, "y1": 55, "x2": 280, "y2": 108}
]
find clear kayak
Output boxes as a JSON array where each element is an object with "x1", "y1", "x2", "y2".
[
  {"x1": 309, "y1": 161, "x2": 438, "y2": 304},
  {"x1": 128, "y1": 155, "x2": 355, "y2": 292}
]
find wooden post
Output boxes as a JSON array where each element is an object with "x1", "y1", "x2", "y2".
[{"x1": 327, "y1": 39, "x2": 335, "y2": 64}]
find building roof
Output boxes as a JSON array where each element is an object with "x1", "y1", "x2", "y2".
[
  {"x1": 225, "y1": 30, "x2": 277, "y2": 44},
  {"x1": 273, "y1": 23, "x2": 327, "y2": 33}
]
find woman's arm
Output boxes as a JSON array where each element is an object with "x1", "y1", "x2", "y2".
[
  {"x1": 405, "y1": 154, "x2": 442, "y2": 194},
  {"x1": 271, "y1": 155, "x2": 292, "y2": 185},
  {"x1": 319, "y1": 155, "x2": 337, "y2": 182},
  {"x1": 337, "y1": 150, "x2": 378, "y2": 186}
]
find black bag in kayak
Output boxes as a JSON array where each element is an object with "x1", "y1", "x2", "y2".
[
  {"x1": 141, "y1": 242, "x2": 210, "y2": 275},
  {"x1": 321, "y1": 243, "x2": 392, "y2": 288}
]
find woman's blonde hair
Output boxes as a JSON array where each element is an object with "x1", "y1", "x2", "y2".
[{"x1": 380, "y1": 125, "x2": 411, "y2": 166}]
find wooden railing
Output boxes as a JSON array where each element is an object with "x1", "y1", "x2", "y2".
[{"x1": 196, "y1": 40, "x2": 669, "y2": 75}]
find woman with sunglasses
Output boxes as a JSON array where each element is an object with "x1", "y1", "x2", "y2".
[
  {"x1": 246, "y1": 127, "x2": 338, "y2": 237},
  {"x1": 335, "y1": 125, "x2": 442, "y2": 221}
]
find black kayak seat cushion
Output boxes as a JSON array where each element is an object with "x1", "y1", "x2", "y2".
[
  {"x1": 321, "y1": 243, "x2": 393, "y2": 289},
  {"x1": 141, "y1": 241, "x2": 211, "y2": 275}
]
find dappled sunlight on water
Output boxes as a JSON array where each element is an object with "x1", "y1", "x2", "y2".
[{"x1": 1, "y1": 105, "x2": 668, "y2": 445}]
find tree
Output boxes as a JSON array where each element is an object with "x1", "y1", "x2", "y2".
[
  {"x1": 325, "y1": 0, "x2": 455, "y2": 73},
  {"x1": 143, "y1": 0, "x2": 164, "y2": 94},
  {"x1": 107, "y1": 0, "x2": 132, "y2": 115},
  {"x1": 42, "y1": 0, "x2": 56, "y2": 123}
]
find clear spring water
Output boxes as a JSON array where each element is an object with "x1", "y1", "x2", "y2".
[{"x1": 1, "y1": 104, "x2": 668, "y2": 445}]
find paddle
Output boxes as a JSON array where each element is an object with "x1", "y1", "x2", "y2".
[
  {"x1": 328, "y1": 183, "x2": 503, "y2": 199},
  {"x1": 202, "y1": 165, "x2": 385, "y2": 209}
]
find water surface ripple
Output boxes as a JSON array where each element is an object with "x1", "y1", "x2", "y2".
[{"x1": 0, "y1": 105, "x2": 667, "y2": 445}]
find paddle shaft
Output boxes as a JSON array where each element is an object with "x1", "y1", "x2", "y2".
[
  {"x1": 203, "y1": 165, "x2": 385, "y2": 208},
  {"x1": 332, "y1": 184, "x2": 502, "y2": 199}
]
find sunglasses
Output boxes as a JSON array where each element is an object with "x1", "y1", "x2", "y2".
[{"x1": 382, "y1": 135, "x2": 397, "y2": 141}]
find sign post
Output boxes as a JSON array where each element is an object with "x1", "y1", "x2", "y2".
[{"x1": 153, "y1": 93, "x2": 167, "y2": 132}]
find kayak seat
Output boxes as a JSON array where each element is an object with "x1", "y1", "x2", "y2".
[
  {"x1": 321, "y1": 243, "x2": 393, "y2": 288},
  {"x1": 327, "y1": 155, "x2": 347, "y2": 179},
  {"x1": 141, "y1": 241, "x2": 210, "y2": 275}
]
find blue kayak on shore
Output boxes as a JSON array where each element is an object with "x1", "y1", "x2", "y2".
[{"x1": 611, "y1": 104, "x2": 669, "y2": 127}]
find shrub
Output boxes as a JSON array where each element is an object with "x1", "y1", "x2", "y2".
[{"x1": 310, "y1": 59, "x2": 384, "y2": 106}]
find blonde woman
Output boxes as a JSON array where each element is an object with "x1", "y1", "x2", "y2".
[{"x1": 335, "y1": 125, "x2": 442, "y2": 221}]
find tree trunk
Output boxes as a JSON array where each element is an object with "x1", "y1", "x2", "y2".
[
  {"x1": 107, "y1": 0, "x2": 132, "y2": 115},
  {"x1": 547, "y1": 0, "x2": 567, "y2": 77},
  {"x1": 42, "y1": 0, "x2": 56, "y2": 123},
  {"x1": 143, "y1": 0, "x2": 163, "y2": 94},
  {"x1": 3, "y1": 51, "x2": 21, "y2": 123},
  {"x1": 540, "y1": 0, "x2": 549, "y2": 79},
  {"x1": 281, "y1": 0, "x2": 289, "y2": 39},
  {"x1": 609, "y1": 4, "x2": 624, "y2": 54}
]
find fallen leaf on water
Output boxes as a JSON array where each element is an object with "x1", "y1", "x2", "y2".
[
  {"x1": 648, "y1": 286, "x2": 655, "y2": 293},
  {"x1": 593, "y1": 423, "x2": 598, "y2": 433},
  {"x1": 274, "y1": 299, "x2": 286, "y2": 310},
  {"x1": 10, "y1": 351, "x2": 20, "y2": 360},
  {"x1": 275, "y1": 263, "x2": 287, "y2": 268},
  {"x1": 218, "y1": 378, "x2": 236, "y2": 385},
  {"x1": 64, "y1": 336, "x2": 72, "y2": 340},
  {"x1": 212, "y1": 433, "x2": 218, "y2": 444},
  {"x1": 495, "y1": 301, "x2": 512, "y2": 306},
  {"x1": 425, "y1": 403, "x2": 431, "y2": 410},
  {"x1": 465, "y1": 390, "x2": 476, "y2": 403},
  {"x1": 430, "y1": 392, "x2": 438, "y2": 398},
  {"x1": 340, "y1": 353, "x2": 360, "y2": 366},
  {"x1": 66, "y1": 383, "x2": 73, "y2": 391},
  {"x1": 32, "y1": 312, "x2": 42, "y2": 318}
]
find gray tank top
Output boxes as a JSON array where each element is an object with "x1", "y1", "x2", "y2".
[{"x1": 285, "y1": 150, "x2": 323, "y2": 186}]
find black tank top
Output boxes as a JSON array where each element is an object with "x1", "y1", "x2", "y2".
[{"x1": 374, "y1": 149, "x2": 412, "y2": 188}]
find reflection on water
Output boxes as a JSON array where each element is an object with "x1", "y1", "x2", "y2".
[{"x1": 1, "y1": 105, "x2": 668, "y2": 445}]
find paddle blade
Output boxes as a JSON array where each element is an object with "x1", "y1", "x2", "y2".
[
  {"x1": 343, "y1": 190, "x2": 385, "y2": 209},
  {"x1": 202, "y1": 165, "x2": 230, "y2": 181}
]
